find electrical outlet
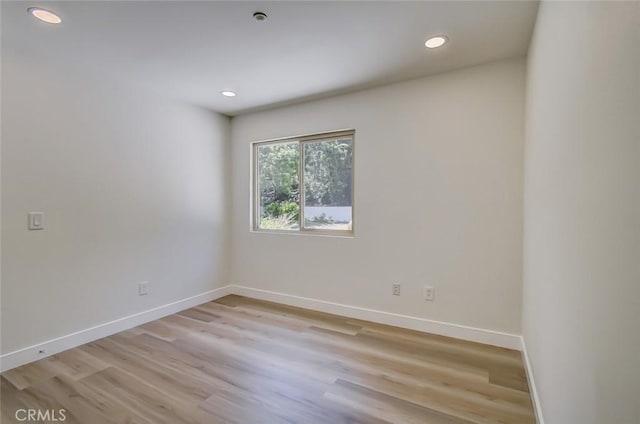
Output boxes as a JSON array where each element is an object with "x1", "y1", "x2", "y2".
[
  {"x1": 424, "y1": 286, "x2": 434, "y2": 301},
  {"x1": 139, "y1": 281, "x2": 149, "y2": 296},
  {"x1": 392, "y1": 283, "x2": 401, "y2": 296}
]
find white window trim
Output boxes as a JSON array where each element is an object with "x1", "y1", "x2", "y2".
[{"x1": 251, "y1": 129, "x2": 355, "y2": 236}]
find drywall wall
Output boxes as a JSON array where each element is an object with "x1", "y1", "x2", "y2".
[
  {"x1": 523, "y1": 2, "x2": 640, "y2": 423},
  {"x1": 1, "y1": 49, "x2": 230, "y2": 354},
  {"x1": 230, "y1": 58, "x2": 526, "y2": 335}
]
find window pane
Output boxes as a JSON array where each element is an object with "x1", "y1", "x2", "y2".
[
  {"x1": 257, "y1": 142, "x2": 300, "y2": 231},
  {"x1": 303, "y1": 138, "x2": 353, "y2": 230}
]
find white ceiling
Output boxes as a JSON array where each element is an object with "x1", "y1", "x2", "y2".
[{"x1": 2, "y1": 1, "x2": 538, "y2": 115}]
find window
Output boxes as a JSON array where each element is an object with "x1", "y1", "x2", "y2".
[{"x1": 253, "y1": 130, "x2": 354, "y2": 235}]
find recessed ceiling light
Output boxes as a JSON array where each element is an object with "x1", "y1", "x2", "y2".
[
  {"x1": 425, "y1": 35, "x2": 448, "y2": 49},
  {"x1": 221, "y1": 91, "x2": 237, "y2": 97},
  {"x1": 28, "y1": 7, "x2": 62, "y2": 24}
]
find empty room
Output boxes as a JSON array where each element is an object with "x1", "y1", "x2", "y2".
[{"x1": 1, "y1": 1, "x2": 638, "y2": 423}]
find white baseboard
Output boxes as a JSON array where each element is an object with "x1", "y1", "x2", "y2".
[
  {"x1": 520, "y1": 337, "x2": 545, "y2": 424},
  {"x1": 229, "y1": 285, "x2": 522, "y2": 350},
  {"x1": 0, "y1": 286, "x2": 233, "y2": 372},
  {"x1": 1, "y1": 284, "x2": 523, "y2": 373}
]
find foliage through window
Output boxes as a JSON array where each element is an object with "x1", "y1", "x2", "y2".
[{"x1": 254, "y1": 131, "x2": 354, "y2": 234}]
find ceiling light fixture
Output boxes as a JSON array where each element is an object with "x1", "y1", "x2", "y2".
[
  {"x1": 253, "y1": 12, "x2": 268, "y2": 22},
  {"x1": 28, "y1": 7, "x2": 62, "y2": 24},
  {"x1": 221, "y1": 91, "x2": 237, "y2": 97},
  {"x1": 425, "y1": 35, "x2": 448, "y2": 49}
]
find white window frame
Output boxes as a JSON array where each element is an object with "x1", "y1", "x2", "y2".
[{"x1": 251, "y1": 129, "x2": 355, "y2": 236}]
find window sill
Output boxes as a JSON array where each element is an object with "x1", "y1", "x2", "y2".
[{"x1": 250, "y1": 229, "x2": 355, "y2": 239}]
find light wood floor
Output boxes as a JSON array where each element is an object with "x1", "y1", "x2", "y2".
[{"x1": 1, "y1": 295, "x2": 535, "y2": 423}]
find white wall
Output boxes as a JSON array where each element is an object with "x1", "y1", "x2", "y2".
[
  {"x1": 230, "y1": 58, "x2": 526, "y2": 334},
  {"x1": 1, "y1": 49, "x2": 231, "y2": 354},
  {"x1": 523, "y1": 2, "x2": 640, "y2": 423}
]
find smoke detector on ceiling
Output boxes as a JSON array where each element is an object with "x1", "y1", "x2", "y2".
[{"x1": 253, "y1": 12, "x2": 268, "y2": 22}]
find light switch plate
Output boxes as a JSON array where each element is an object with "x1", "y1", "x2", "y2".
[
  {"x1": 424, "y1": 286, "x2": 435, "y2": 301},
  {"x1": 28, "y1": 212, "x2": 44, "y2": 230}
]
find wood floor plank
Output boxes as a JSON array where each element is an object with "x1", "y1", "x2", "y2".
[
  {"x1": 79, "y1": 336, "x2": 218, "y2": 404},
  {"x1": 325, "y1": 379, "x2": 473, "y2": 424},
  {"x1": 2, "y1": 358, "x2": 59, "y2": 390},
  {"x1": 80, "y1": 367, "x2": 212, "y2": 424},
  {"x1": 1, "y1": 377, "x2": 30, "y2": 423},
  {"x1": 22, "y1": 374, "x2": 151, "y2": 424},
  {"x1": 178, "y1": 307, "x2": 220, "y2": 322},
  {"x1": 2, "y1": 376, "x2": 83, "y2": 424},
  {"x1": 1, "y1": 295, "x2": 535, "y2": 423}
]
